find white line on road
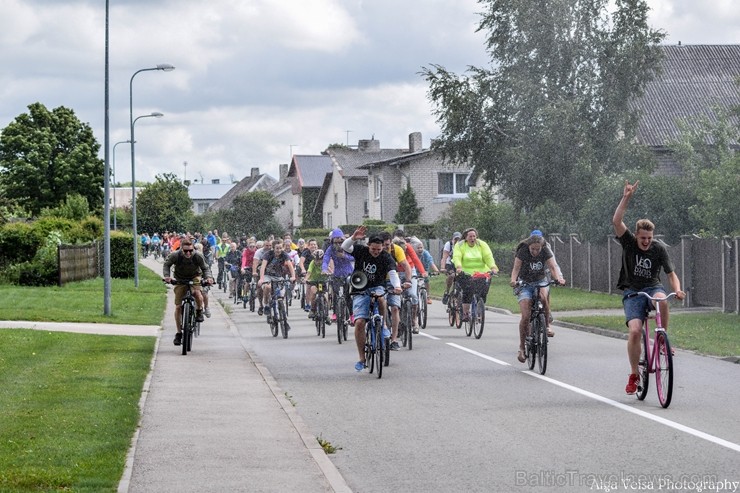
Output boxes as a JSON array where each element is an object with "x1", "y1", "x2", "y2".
[{"x1": 445, "y1": 342, "x2": 740, "y2": 454}]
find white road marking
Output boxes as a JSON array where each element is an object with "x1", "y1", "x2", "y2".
[{"x1": 446, "y1": 342, "x2": 740, "y2": 454}]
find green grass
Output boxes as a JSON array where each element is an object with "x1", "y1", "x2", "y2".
[
  {"x1": 0, "y1": 267, "x2": 166, "y2": 325},
  {"x1": 557, "y1": 313, "x2": 740, "y2": 357},
  {"x1": 0, "y1": 329, "x2": 155, "y2": 492}
]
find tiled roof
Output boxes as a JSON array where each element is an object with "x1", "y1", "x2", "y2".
[
  {"x1": 327, "y1": 147, "x2": 410, "y2": 177},
  {"x1": 208, "y1": 173, "x2": 277, "y2": 212},
  {"x1": 634, "y1": 44, "x2": 740, "y2": 147},
  {"x1": 288, "y1": 155, "x2": 334, "y2": 188}
]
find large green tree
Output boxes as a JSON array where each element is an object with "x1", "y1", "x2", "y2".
[
  {"x1": 422, "y1": 0, "x2": 665, "y2": 217},
  {"x1": 213, "y1": 190, "x2": 282, "y2": 238},
  {"x1": 394, "y1": 183, "x2": 422, "y2": 224},
  {"x1": 0, "y1": 103, "x2": 103, "y2": 216},
  {"x1": 136, "y1": 173, "x2": 194, "y2": 233}
]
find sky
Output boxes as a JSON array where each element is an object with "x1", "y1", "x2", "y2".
[{"x1": 1, "y1": 0, "x2": 738, "y2": 186}]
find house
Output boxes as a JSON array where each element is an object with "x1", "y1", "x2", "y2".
[
  {"x1": 315, "y1": 132, "x2": 479, "y2": 228},
  {"x1": 286, "y1": 155, "x2": 334, "y2": 230},
  {"x1": 633, "y1": 44, "x2": 740, "y2": 174},
  {"x1": 188, "y1": 180, "x2": 238, "y2": 215},
  {"x1": 207, "y1": 167, "x2": 277, "y2": 213}
]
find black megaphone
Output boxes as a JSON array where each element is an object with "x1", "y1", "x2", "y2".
[{"x1": 350, "y1": 271, "x2": 368, "y2": 291}]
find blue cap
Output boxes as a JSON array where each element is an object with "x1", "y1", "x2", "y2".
[
  {"x1": 531, "y1": 229, "x2": 543, "y2": 237},
  {"x1": 330, "y1": 228, "x2": 344, "y2": 239}
]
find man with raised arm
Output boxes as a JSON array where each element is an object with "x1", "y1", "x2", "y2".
[{"x1": 612, "y1": 180, "x2": 685, "y2": 395}]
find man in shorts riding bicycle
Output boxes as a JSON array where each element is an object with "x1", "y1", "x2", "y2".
[
  {"x1": 613, "y1": 180, "x2": 685, "y2": 395},
  {"x1": 342, "y1": 226, "x2": 402, "y2": 372},
  {"x1": 257, "y1": 239, "x2": 296, "y2": 323},
  {"x1": 163, "y1": 238, "x2": 214, "y2": 346}
]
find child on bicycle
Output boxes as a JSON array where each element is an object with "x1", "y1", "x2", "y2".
[
  {"x1": 510, "y1": 233, "x2": 565, "y2": 363},
  {"x1": 612, "y1": 180, "x2": 685, "y2": 394}
]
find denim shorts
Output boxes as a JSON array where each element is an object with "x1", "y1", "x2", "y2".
[
  {"x1": 622, "y1": 286, "x2": 666, "y2": 324},
  {"x1": 399, "y1": 274, "x2": 418, "y2": 305},
  {"x1": 516, "y1": 281, "x2": 549, "y2": 303},
  {"x1": 352, "y1": 286, "x2": 386, "y2": 321},
  {"x1": 385, "y1": 281, "x2": 401, "y2": 308}
]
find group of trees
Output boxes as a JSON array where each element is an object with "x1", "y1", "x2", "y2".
[{"x1": 1, "y1": 0, "x2": 737, "y2": 270}]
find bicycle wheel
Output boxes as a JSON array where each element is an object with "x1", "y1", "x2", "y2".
[
  {"x1": 535, "y1": 313, "x2": 547, "y2": 374},
  {"x1": 400, "y1": 305, "x2": 409, "y2": 348},
  {"x1": 249, "y1": 284, "x2": 256, "y2": 312},
  {"x1": 366, "y1": 325, "x2": 375, "y2": 374},
  {"x1": 636, "y1": 325, "x2": 650, "y2": 401},
  {"x1": 181, "y1": 303, "x2": 191, "y2": 356},
  {"x1": 242, "y1": 282, "x2": 248, "y2": 309},
  {"x1": 447, "y1": 295, "x2": 456, "y2": 327},
  {"x1": 464, "y1": 301, "x2": 473, "y2": 337},
  {"x1": 655, "y1": 330, "x2": 673, "y2": 408},
  {"x1": 336, "y1": 297, "x2": 345, "y2": 344},
  {"x1": 527, "y1": 319, "x2": 537, "y2": 370},
  {"x1": 405, "y1": 303, "x2": 413, "y2": 351},
  {"x1": 318, "y1": 296, "x2": 326, "y2": 339},
  {"x1": 186, "y1": 325, "x2": 193, "y2": 353},
  {"x1": 456, "y1": 296, "x2": 465, "y2": 330},
  {"x1": 375, "y1": 323, "x2": 384, "y2": 378},
  {"x1": 270, "y1": 304, "x2": 279, "y2": 337},
  {"x1": 418, "y1": 289, "x2": 428, "y2": 329},
  {"x1": 279, "y1": 299, "x2": 289, "y2": 339}
]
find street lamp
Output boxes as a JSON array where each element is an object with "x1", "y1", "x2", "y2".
[
  {"x1": 112, "y1": 140, "x2": 131, "y2": 230},
  {"x1": 130, "y1": 111, "x2": 164, "y2": 286},
  {"x1": 130, "y1": 63, "x2": 174, "y2": 287}
]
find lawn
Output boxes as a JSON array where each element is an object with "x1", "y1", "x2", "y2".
[
  {"x1": 0, "y1": 330, "x2": 155, "y2": 492},
  {"x1": 0, "y1": 267, "x2": 166, "y2": 325}
]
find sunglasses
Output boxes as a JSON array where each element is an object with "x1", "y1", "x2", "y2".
[{"x1": 182, "y1": 249, "x2": 194, "y2": 253}]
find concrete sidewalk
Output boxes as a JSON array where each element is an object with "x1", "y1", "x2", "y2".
[{"x1": 117, "y1": 257, "x2": 351, "y2": 492}]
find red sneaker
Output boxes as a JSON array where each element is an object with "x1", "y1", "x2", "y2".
[{"x1": 625, "y1": 373, "x2": 639, "y2": 395}]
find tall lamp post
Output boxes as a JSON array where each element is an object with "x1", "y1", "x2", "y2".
[
  {"x1": 130, "y1": 63, "x2": 174, "y2": 287},
  {"x1": 130, "y1": 111, "x2": 164, "y2": 286},
  {"x1": 112, "y1": 140, "x2": 131, "y2": 230}
]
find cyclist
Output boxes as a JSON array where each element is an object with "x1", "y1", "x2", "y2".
[
  {"x1": 305, "y1": 249, "x2": 330, "y2": 321},
  {"x1": 225, "y1": 241, "x2": 241, "y2": 297},
  {"x1": 163, "y1": 238, "x2": 214, "y2": 346},
  {"x1": 150, "y1": 232, "x2": 161, "y2": 258},
  {"x1": 140, "y1": 233, "x2": 151, "y2": 258},
  {"x1": 240, "y1": 239, "x2": 257, "y2": 289},
  {"x1": 452, "y1": 228, "x2": 499, "y2": 322},
  {"x1": 392, "y1": 234, "x2": 428, "y2": 334},
  {"x1": 253, "y1": 240, "x2": 270, "y2": 315},
  {"x1": 215, "y1": 235, "x2": 230, "y2": 290},
  {"x1": 322, "y1": 228, "x2": 355, "y2": 322},
  {"x1": 342, "y1": 226, "x2": 402, "y2": 372},
  {"x1": 380, "y1": 232, "x2": 412, "y2": 350},
  {"x1": 440, "y1": 232, "x2": 462, "y2": 304},
  {"x1": 613, "y1": 180, "x2": 685, "y2": 395},
  {"x1": 258, "y1": 239, "x2": 297, "y2": 323},
  {"x1": 510, "y1": 233, "x2": 565, "y2": 363}
]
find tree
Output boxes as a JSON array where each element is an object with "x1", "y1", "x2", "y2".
[
  {"x1": 421, "y1": 0, "x2": 665, "y2": 217},
  {"x1": 394, "y1": 183, "x2": 422, "y2": 224},
  {"x1": 136, "y1": 173, "x2": 194, "y2": 233},
  {"x1": 0, "y1": 103, "x2": 103, "y2": 216},
  {"x1": 213, "y1": 190, "x2": 282, "y2": 239}
]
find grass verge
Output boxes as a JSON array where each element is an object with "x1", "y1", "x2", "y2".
[
  {"x1": 0, "y1": 267, "x2": 166, "y2": 325},
  {"x1": 0, "y1": 329, "x2": 155, "y2": 492}
]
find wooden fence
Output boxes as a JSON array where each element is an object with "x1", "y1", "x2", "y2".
[{"x1": 58, "y1": 242, "x2": 99, "y2": 286}]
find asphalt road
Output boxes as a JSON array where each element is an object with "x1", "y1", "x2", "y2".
[{"x1": 216, "y1": 286, "x2": 740, "y2": 493}]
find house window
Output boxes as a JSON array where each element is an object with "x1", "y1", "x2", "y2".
[
  {"x1": 334, "y1": 192, "x2": 338, "y2": 208},
  {"x1": 326, "y1": 212, "x2": 332, "y2": 229},
  {"x1": 197, "y1": 202, "x2": 210, "y2": 214},
  {"x1": 438, "y1": 172, "x2": 470, "y2": 195},
  {"x1": 374, "y1": 176, "x2": 382, "y2": 200}
]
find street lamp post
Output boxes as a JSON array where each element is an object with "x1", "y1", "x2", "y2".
[
  {"x1": 130, "y1": 64, "x2": 174, "y2": 287},
  {"x1": 112, "y1": 140, "x2": 131, "y2": 230},
  {"x1": 130, "y1": 112, "x2": 164, "y2": 286}
]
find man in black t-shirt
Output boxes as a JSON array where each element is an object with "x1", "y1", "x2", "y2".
[
  {"x1": 613, "y1": 180, "x2": 685, "y2": 395},
  {"x1": 342, "y1": 226, "x2": 402, "y2": 372},
  {"x1": 258, "y1": 240, "x2": 296, "y2": 321}
]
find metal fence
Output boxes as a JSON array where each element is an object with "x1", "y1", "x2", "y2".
[{"x1": 58, "y1": 242, "x2": 99, "y2": 286}]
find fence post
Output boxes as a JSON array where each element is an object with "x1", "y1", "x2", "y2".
[
  {"x1": 569, "y1": 233, "x2": 580, "y2": 289},
  {"x1": 735, "y1": 236, "x2": 739, "y2": 314}
]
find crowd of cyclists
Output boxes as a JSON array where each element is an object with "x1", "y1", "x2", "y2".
[{"x1": 156, "y1": 182, "x2": 684, "y2": 396}]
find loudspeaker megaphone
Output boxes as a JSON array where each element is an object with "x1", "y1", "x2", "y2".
[{"x1": 350, "y1": 271, "x2": 368, "y2": 291}]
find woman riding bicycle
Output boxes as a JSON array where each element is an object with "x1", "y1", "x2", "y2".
[
  {"x1": 305, "y1": 249, "x2": 329, "y2": 321},
  {"x1": 510, "y1": 233, "x2": 565, "y2": 363},
  {"x1": 322, "y1": 228, "x2": 355, "y2": 322},
  {"x1": 452, "y1": 228, "x2": 499, "y2": 321}
]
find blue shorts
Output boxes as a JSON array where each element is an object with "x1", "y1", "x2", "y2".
[
  {"x1": 622, "y1": 286, "x2": 666, "y2": 324},
  {"x1": 352, "y1": 286, "x2": 386, "y2": 321},
  {"x1": 385, "y1": 281, "x2": 400, "y2": 308},
  {"x1": 516, "y1": 281, "x2": 550, "y2": 303}
]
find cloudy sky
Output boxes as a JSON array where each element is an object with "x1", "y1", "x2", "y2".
[{"x1": 1, "y1": 0, "x2": 738, "y2": 185}]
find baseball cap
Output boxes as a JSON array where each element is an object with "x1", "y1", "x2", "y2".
[
  {"x1": 531, "y1": 229, "x2": 543, "y2": 237},
  {"x1": 452, "y1": 231, "x2": 462, "y2": 240}
]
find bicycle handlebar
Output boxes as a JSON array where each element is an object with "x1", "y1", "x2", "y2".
[
  {"x1": 514, "y1": 279, "x2": 563, "y2": 288},
  {"x1": 163, "y1": 279, "x2": 213, "y2": 286},
  {"x1": 627, "y1": 292, "x2": 678, "y2": 302}
]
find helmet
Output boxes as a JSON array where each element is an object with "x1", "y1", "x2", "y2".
[
  {"x1": 330, "y1": 228, "x2": 344, "y2": 239},
  {"x1": 314, "y1": 249, "x2": 324, "y2": 259}
]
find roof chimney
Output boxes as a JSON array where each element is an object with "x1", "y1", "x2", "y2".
[
  {"x1": 409, "y1": 132, "x2": 422, "y2": 153},
  {"x1": 251, "y1": 167, "x2": 260, "y2": 177},
  {"x1": 279, "y1": 164, "x2": 289, "y2": 181},
  {"x1": 358, "y1": 138, "x2": 380, "y2": 152}
]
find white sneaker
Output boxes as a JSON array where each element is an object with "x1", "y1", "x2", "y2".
[{"x1": 204, "y1": 307, "x2": 211, "y2": 318}]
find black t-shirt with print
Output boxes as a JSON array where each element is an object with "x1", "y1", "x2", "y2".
[
  {"x1": 616, "y1": 230, "x2": 675, "y2": 291},
  {"x1": 515, "y1": 244, "x2": 553, "y2": 283},
  {"x1": 262, "y1": 250, "x2": 291, "y2": 278},
  {"x1": 351, "y1": 244, "x2": 397, "y2": 288}
]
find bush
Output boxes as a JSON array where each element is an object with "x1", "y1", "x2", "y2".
[
  {"x1": 398, "y1": 224, "x2": 436, "y2": 239},
  {"x1": 33, "y1": 216, "x2": 77, "y2": 241},
  {"x1": 111, "y1": 232, "x2": 135, "y2": 278},
  {"x1": 0, "y1": 222, "x2": 43, "y2": 266},
  {"x1": 489, "y1": 241, "x2": 519, "y2": 275},
  {"x1": 299, "y1": 228, "x2": 331, "y2": 240}
]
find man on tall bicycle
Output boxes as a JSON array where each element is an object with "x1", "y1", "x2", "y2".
[
  {"x1": 613, "y1": 180, "x2": 685, "y2": 395},
  {"x1": 163, "y1": 238, "x2": 214, "y2": 346},
  {"x1": 342, "y1": 227, "x2": 402, "y2": 372}
]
